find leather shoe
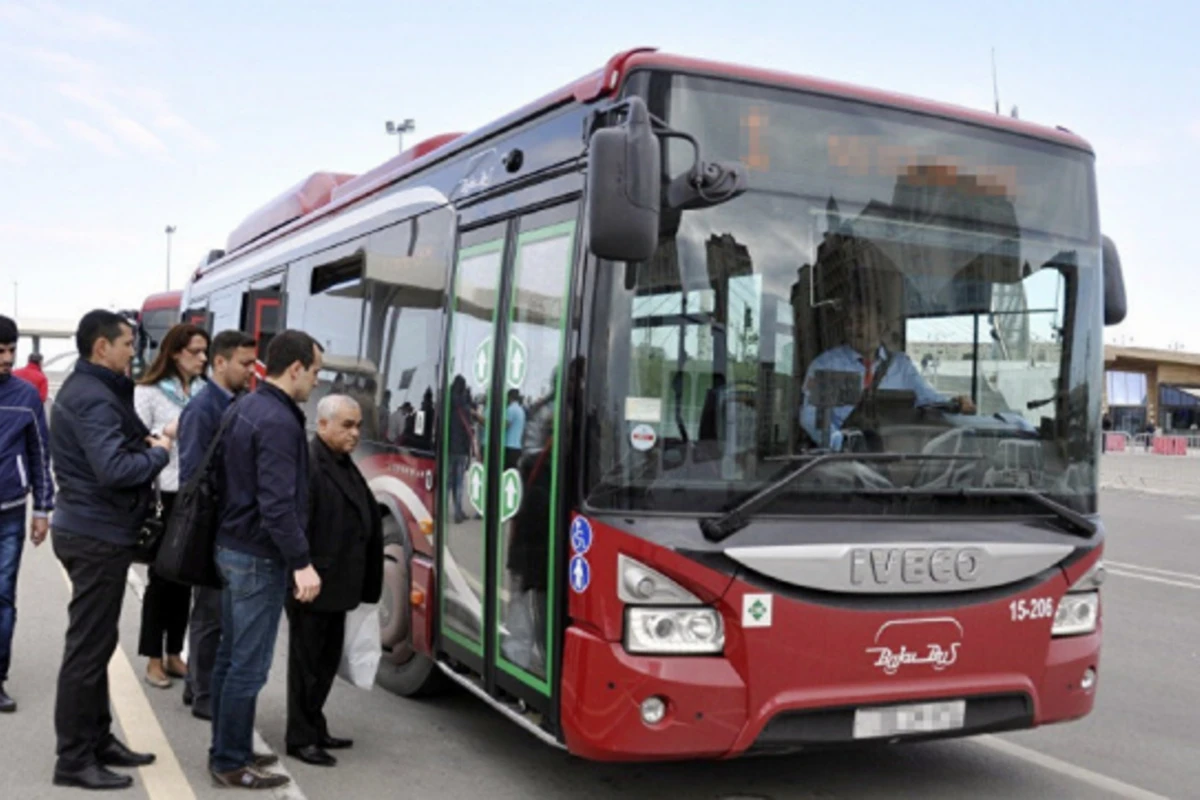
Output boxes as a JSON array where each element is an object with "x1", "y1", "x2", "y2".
[
  {"x1": 192, "y1": 704, "x2": 213, "y2": 722},
  {"x1": 287, "y1": 745, "x2": 337, "y2": 767},
  {"x1": 319, "y1": 734, "x2": 353, "y2": 750},
  {"x1": 182, "y1": 684, "x2": 194, "y2": 706},
  {"x1": 53, "y1": 764, "x2": 134, "y2": 790},
  {"x1": 0, "y1": 685, "x2": 15, "y2": 713},
  {"x1": 97, "y1": 737, "x2": 156, "y2": 768},
  {"x1": 253, "y1": 752, "x2": 280, "y2": 769},
  {"x1": 211, "y1": 766, "x2": 290, "y2": 789}
]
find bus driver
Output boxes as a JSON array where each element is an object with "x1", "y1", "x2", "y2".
[{"x1": 799, "y1": 283, "x2": 976, "y2": 451}]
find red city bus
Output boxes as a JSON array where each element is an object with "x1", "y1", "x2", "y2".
[
  {"x1": 182, "y1": 48, "x2": 1127, "y2": 760},
  {"x1": 134, "y1": 290, "x2": 182, "y2": 375}
]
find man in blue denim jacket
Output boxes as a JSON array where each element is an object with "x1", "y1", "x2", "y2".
[
  {"x1": 208, "y1": 330, "x2": 324, "y2": 791},
  {"x1": 0, "y1": 315, "x2": 53, "y2": 715}
]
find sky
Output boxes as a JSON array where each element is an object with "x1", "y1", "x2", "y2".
[{"x1": 1, "y1": 0, "x2": 1197, "y2": 350}]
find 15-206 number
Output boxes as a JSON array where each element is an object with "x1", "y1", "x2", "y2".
[{"x1": 1010, "y1": 597, "x2": 1055, "y2": 622}]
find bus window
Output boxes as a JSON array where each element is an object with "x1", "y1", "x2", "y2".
[
  {"x1": 303, "y1": 256, "x2": 371, "y2": 431},
  {"x1": 361, "y1": 207, "x2": 454, "y2": 451}
]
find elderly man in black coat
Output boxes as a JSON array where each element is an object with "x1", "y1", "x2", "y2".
[{"x1": 286, "y1": 394, "x2": 383, "y2": 767}]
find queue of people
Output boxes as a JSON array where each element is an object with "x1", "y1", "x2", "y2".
[{"x1": 0, "y1": 311, "x2": 385, "y2": 792}]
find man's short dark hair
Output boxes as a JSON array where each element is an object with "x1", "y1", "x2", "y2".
[
  {"x1": 0, "y1": 315, "x2": 16, "y2": 346},
  {"x1": 264, "y1": 330, "x2": 323, "y2": 378},
  {"x1": 211, "y1": 330, "x2": 258, "y2": 362},
  {"x1": 28, "y1": 353, "x2": 43, "y2": 365},
  {"x1": 76, "y1": 310, "x2": 132, "y2": 359}
]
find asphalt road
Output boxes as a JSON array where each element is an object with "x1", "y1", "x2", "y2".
[{"x1": 1, "y1": 487, "x2": 1196, "y2": 799}]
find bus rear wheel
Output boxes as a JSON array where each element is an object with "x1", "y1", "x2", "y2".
[{"x1": 378, "y1": 513, "x2": 447, "y2": 698}]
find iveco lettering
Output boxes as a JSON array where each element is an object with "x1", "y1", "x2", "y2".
[{"x1": 179, "y1": 48, "x2": 1125, "y2": 760}]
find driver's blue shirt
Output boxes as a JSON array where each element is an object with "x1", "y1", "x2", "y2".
[{"x1": 799, "y1": 344, "x2": 948, "y2": 451}]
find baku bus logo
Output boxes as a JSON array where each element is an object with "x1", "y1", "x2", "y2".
[{"x1": 865, "y1": 617, "x2": 963, "y2": 676}]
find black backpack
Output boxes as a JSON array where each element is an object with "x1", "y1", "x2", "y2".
[{"x1": 153, "y1": 409, "x2": 236, "y2": 587}]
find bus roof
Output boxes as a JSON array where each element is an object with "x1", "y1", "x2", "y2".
[
  {"x1": 142, "y1": 291, "x2": 182, "y2": 312},
  {"x1": 192, "y1": 47, "x2": 1093, "y2": 286}
]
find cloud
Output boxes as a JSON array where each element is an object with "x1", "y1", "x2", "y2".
[
  {"x1": 0, "y1": 1, "x2": 142, "y2": 42},
  {"x1": 64, "y1": 119, "x2": 119, "y2": 157},
  {"x1": 13, "y1": 46, "x2": 98, "y2": 78},
  {"x1": 0, "y1": 139, "x2": 21, "y2": 165},
  {"x1": 0, "y1": 113, "x2": 55, "y2": 149},
  {"x1": 57, "y1": 83, "x2": 168, "y2": 156},
  {"x1": 0, "y1": 222, "x2": 141, "y2": 249},
  {"x1": 153, "y1": 112, "x2": 216, "y2": 152}
]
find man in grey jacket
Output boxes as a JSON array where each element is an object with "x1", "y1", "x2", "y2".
[{"x1": 49, "y1": 310, "x2": 171, "y2": 792}]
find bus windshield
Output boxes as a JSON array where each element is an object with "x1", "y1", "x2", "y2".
[{"x1": 585, "y1": 73, "x2": 1103, "y2": 517}]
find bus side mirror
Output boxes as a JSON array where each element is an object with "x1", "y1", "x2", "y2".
[
  {"x1": 1102, "y1": 235, "x2": 1127, "y2": 326},
  {"x1": 586, "y1": 97, "x2": 661, "y2": 263}
]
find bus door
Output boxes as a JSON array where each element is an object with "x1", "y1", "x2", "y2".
[
  {"x1": 438, "y1": 203, "x2": 579, "y2": 717},
  {"x1": 244, "y1": 286, "x2": 285, "y2": 383}
]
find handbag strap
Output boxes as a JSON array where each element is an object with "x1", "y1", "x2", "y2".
[{"x1": 180, "y1": 401, "x2": 240, "y2": 494}]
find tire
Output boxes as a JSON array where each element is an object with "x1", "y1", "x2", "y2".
[{"x1": 377, "y1": 512, "x2": 447, "y2": 697}]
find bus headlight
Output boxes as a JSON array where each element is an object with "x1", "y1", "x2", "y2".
[
  {"x1": 625, "y1": 607, "x2": 725, "y2": 655},
  {"x1": 1052, "y1": 592, "x2": 1099, "y2": 636}
]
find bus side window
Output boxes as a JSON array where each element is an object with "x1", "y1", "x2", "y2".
[
  {"x1": 360, "y1": 206, "x2": 454, "y2": 452},
  {"x1": 303, "y1": 255, "x2": 369, "y2": 429}
]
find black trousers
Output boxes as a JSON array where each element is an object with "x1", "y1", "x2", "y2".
[
  {"x1": 186, "y1": 585, "x2": 223, "y2": 711},
  {"x1": 286, "y1": 605, "x2": 345, "y2": 748},
  {"x1": 138, "y1": 493, "x2": 191, "y2": 658},
  {"x1": 52, "y1": 532, "x2": 133, "y2": 772}
]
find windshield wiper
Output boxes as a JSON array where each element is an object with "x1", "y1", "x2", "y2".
[
  {"x1": 863, "y1": 487, "x2": 1097, "y2": 536},
  {"x1": 699, "y1": 453, "x2": 982, "y2": 542}
]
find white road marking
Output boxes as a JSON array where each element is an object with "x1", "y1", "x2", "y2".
[
  {"x1": 125, "y1": 567, "x2": 308, "y2": 799},
  {"x1": 1106, "y1": 560, "x2": 1200, "y2": 582},
  {"x1": 976, "y1": 735, "x2": 1169, "y2": 800},
  {"x1": 1107, "y1": 569, "x2": 1200, "y2": 591}
]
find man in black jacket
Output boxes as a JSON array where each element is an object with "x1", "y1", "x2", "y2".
[
  {"x1": 178, "y1": 330, "x2": 257, "y2": 722},
  {"x1": 285, "y1": 394, "x2": 383, "y2": 767},
  {"x1": 50, "y1": 310, "x2": 171, "y2": 791},
  {"x1": 209, "y1": 330, "x2": 323, "y2": 791}
]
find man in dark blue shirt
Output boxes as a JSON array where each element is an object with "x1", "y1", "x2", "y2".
[
  {"x1": 209, "y1": 330, "x2": 324, "y2": 790},
  {"x1": 176, "y1": 331, "x2": 257, "y2": 722},
  {"x1": 49, "y1": 310, "x2": 171, "y2": 791},
  {"x1": 0, "y1": 315, "x2": 53, "y2": 715}
]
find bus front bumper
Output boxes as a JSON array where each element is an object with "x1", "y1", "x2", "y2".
[{"x1": 558, "y1": 627, "x2": 1099, "y2": 761}]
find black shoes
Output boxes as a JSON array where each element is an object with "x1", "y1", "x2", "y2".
[
  {"x1": 287, "y1": 744, "x2": 337, "y2": 767},
  {"x1": 53, "y1": 764, "x2": 134, "y2": 791},
  {"x1": 319, "y1": 734, "x2": 353, "y2": 750},
  {"x1": 0, "y1": 684, "x2": 15, "y2": 713},
  {"x1": 182, "y1": 683, "x2": 193, "y2": 706},
  {"x1": 192, "y1": 704, "x2": 213, "y2": 721},
  {"x1": 97, "y1": 738, "x2": 156, "y2": 768}
]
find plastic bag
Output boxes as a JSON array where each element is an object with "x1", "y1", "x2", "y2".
[{"x1": 337, "y1": 603, "x2": 382, "y2": 690}]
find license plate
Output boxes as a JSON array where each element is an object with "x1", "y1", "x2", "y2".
[{"x1": 853, "y1": 700, "x2": 966, "y2": 739}]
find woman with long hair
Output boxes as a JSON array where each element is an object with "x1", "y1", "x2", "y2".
[{"x1": 134, "y1": 322, "x2": 210, "y2": 689}]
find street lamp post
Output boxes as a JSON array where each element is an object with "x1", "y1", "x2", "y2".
[
  {"x1": 385, "y1": 118, "x2": 415, "y2": 154},
  {"x1": 165, "y1": 225, "x2": 176, "y2": 290}
]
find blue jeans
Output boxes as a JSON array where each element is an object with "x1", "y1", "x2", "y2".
[
  {"x1": 0, "y1": 512, "x2": 26, "y2": 683},
  {"x1": 209, "y1": 547, "x2": 287, "y2": 773}
]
